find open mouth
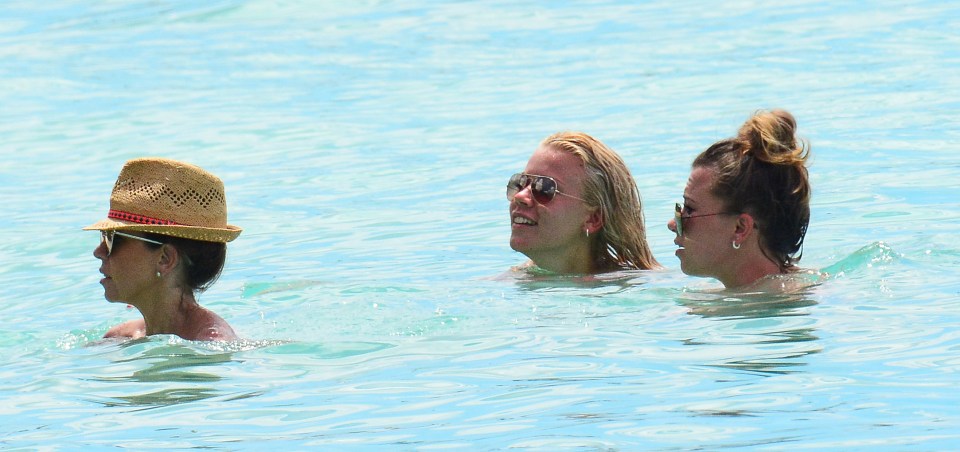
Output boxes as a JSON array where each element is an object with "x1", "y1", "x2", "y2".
[{"x1": 512, "y1": 215, "x2": 536, "y2": 226}]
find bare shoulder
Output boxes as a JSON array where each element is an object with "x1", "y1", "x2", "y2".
[
  {"x1": 104, "y1": 319, "x2": 146, "y2": 339},
  {"x1": 750, "y1": 269, "x2": 824, "y2": 292},
  {"x1": 199, "y1": 322, "x2": 239, "y2": 341},
  {"x1": 193, "y1": 309, "x2": 239, "y2": 341}
]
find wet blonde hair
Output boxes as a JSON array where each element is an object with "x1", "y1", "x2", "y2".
[
  {"x1": 693, "y1": 109, "x2": 811, "y2": 270},
  {"x1": 541, "y1": 131, "x2": 661, "y2": 271}
]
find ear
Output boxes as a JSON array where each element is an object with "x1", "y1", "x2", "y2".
[
  {"x1": 733, "y1": 213, "x2": 756, "y2": 244},
  {"x1": 584, "y1": 207, "x2": 604, "y2": 235},
  {"x1": 156, "y1": 244, "x2": 180, "y2": 275}
]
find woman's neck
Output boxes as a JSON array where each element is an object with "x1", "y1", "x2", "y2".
[
  {"x1": 529, "y1": 245, "x2": 594, "y2": 275},
  {"x1": 719, "y1": 252, "x2": 783, "y2": 289},
  {"x1": 135, "y1": 286, "x2": 199, "y2": 337}
]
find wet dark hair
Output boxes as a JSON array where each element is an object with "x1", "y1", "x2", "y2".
[
  {"x1": 692, "y1": 109, "x2": 811, "y2": 270},
  {"x1": 142, "y1": 233, "x2": 227, "y2": 293}
]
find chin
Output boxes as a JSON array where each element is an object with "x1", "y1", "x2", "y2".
[
  {"x1": 681, "y1": 265, "x2": 713, "y2": 279},
  {"x1": 509, "y1": 237, "x2": 527, "y2": 253},
  {"x1": 679, "y1": 261, "x2": 701, "y2": 277}
]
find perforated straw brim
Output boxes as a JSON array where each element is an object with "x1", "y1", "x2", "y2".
[
  {"x1": 83, "y1": 157, "x2": 242, "y2": 243},
  {"x1": 83, "y1": 218, "x2": 242, "y2": 243}
]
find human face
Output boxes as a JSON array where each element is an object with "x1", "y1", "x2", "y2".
[
  {"x1": 93, "y1": 231, "x2": 162, "y2": 304},
  {"x1": 509, "y1": 146, "x2": 594, "y2": 271},
  {"x1": 667, "y1": 166, "x2": 738, "y2": 278}
]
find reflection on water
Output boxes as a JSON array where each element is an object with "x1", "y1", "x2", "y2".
[
  {"x1": 110, "y1": 341, "x2": 235, "y2": 381},
  {"x1": 505, "y1": 267, "x2": 651, "y2": 294},
  {"x1": 704, "y1": 344, "x2": 820, "y2": 376},
  {"x1": 679, "y1": 289, "x2": 821, "y2": 376},
  {"x1": 89, "y1": 341, "x2": 236, "y2": 408},
  {"x1": 102, "y1": 388, "x2": 223, "y2": 408},
  {"x1": 680, "y1": 288, "x2": 819, "y2": 320}
]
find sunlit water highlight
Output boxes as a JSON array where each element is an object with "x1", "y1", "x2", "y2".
[{"x1": 2, "y1": 1, "x2": 959, "y2": 450}]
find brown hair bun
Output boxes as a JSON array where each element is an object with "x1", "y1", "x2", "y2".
[{"x1": 737, "y1": 109, "x2": 808, "y2": 167}]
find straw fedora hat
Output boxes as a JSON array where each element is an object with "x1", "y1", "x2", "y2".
[{"x1": 84, "y1": 158, "x2": 242, "y2": 243}]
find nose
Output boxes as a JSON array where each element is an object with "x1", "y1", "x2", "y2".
[
  {"x1": 511, "y1": 184, "x2": 535, "y2": 207},
  {"x1": 667, "y1": 217, "x2": 677, "y2": 234},
  {"x1": 93, "y1": 239, "x2": 108, "y2": 260}
]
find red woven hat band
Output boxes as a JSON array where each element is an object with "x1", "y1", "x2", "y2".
[{"x1": 107, "y1": 209, "x2": 180, "y2": 226}]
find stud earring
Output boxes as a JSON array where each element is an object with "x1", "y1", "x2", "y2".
[
  {"x1": 585, "y1": 229, "x2": 590, "y2": 238},
  {"x1": 156, "y1": 271, "x2": 162, "y2": 278}
]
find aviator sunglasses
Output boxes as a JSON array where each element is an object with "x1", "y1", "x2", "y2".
[
  {"x1": 101, "y1": 230, "x2": 164, "y2": 256},
  {"x1": 674, "y1": 203, "x2": 735, "y2": 237},
  {"x1": 507, "y1": 173, "x2": 586, "y2": 205}
]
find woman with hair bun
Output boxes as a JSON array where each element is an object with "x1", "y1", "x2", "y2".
[{"x1": 667, "y1": 110, "x2": 812, "y2": 289}]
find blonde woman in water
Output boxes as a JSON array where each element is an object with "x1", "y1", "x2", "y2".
[{"x1": 508, "y1": 131, "x2": 660, "y2": 274}]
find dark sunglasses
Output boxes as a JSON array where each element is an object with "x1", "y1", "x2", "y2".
[
  {"x1": 674, "y1": 203, "x2": 735, "y2": 237},
  {"x1": 507, "y1": 173, "x2": 586, "y2": 205},
  {"x1": 101, "y1": 230, "x2": 164, "y2": 256}
]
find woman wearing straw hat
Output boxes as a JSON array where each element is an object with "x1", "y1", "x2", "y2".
[{"x1": 85, "y1": 158, "x2": 243, "y2": 341}]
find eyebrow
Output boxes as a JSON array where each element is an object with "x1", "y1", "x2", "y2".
[
  {"x1": 530, "y1": 171, "x2": 560, "y2": 180},
  {"x1": 530, "y1": 172, "x2": 570, "y2": 188}
]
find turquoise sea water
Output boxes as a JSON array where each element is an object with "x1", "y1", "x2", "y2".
[{"x1": 2, "y1": 1, "x2": 959, "y2": 449}]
